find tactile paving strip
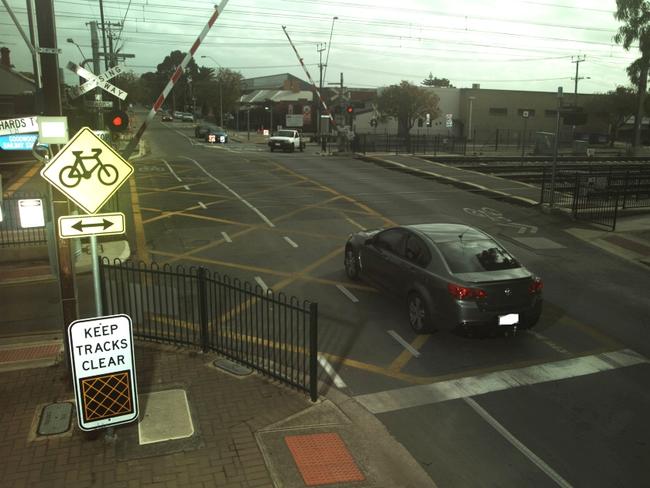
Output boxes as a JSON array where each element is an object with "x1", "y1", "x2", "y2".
[{"x1": 285, "y1": 432, "x2": 365, "y2": 486}]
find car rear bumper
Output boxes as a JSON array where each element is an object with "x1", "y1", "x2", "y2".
[{"x1": 451, "y1": 296, "x2": 542, "y2": 330}]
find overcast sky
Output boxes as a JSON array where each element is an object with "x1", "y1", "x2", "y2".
[{"x1": 0, "y1": 0, "x2": 639, "y2": 95}]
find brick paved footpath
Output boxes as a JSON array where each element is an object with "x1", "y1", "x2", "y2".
[{"x1": 0, "y1": 343, "x2": 311, "y2": 487}]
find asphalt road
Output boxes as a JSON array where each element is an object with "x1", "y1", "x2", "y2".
[{"x1": 137, "y1": 118, "x2": 650, "y2": 487}]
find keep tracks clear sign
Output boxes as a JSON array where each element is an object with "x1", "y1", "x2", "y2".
[{"x1": 68, "y1": 314, "x2": 138, "y2": 431}]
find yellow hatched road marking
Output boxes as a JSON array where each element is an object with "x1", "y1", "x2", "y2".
[{"x1": 388, "y1": 334, "x2": 431, "y2": 372}]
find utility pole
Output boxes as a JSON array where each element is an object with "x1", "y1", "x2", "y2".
[
  {"x1": 25, "y1": 0, "x2": 43, "y2": 113},
  {"x1": 317, "y1": 42, "x2": 326, "y2": 145},
  {"x1": 571, "y1": 55, "x2": 586, "y2": 107},
  {"x1": 35, "y1": 0, "x2": 77, "y2": 373},
  {"x1": 88, "y1": 21, "x2": 104, "y2": 130}
]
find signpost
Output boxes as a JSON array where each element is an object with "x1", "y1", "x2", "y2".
[
  {"x1": 445, "y1": 113, "x2": 453, "y2": 129},
  {"x1": 68, "y1": 314, "x2": 138, "y2": 431},
  {"x1": 0, "y1": 133, "x2": 39, "y2": 151},
  {"x1": 58, "y1": 212, "x2": 125, "y2": 239}
]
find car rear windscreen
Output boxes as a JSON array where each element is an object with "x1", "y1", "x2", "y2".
[{"x1": 437, "y1": 239, "x2": 520, "y2": 273}]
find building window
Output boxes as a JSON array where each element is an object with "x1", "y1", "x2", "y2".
[
  {"x1": 489, "y1": 107, "x2": 507, "y2": 116},
  {"x1": 518, "y1": 109, "x2": 535, "y2": 117},
  {"x1": 545, "y1": 109, "x2": 557, "y2": 117},
  {"x1": 417, "y1": 118, "x2": 423, "y2": 127}
]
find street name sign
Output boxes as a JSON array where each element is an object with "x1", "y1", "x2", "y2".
[
  {"x1": 445, "y1": 113, "x2": 453, "y2": 128},
  {"x1": 67, "y1": 62, "x2": 128, "y2": 101},
  {"x1": 0, "y1": 133, "x2": 38, "y2": 151},
  {"x1": 40, "y1": 127, "x2": 134, "y2": 215},
  {"x1": 85, "y1": 100, "x2": 114, "y2": 109},
  {"x1": 58, "y1": 212, "x2": 125, "y2": 239},
  {"x1": 0, "y1": 116, "x2": 38, "y2": 136},
  {"x1": 68, "y1": 314, "x2": 138, "y2": 431}
]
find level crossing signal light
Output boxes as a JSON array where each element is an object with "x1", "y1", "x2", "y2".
[
  {"x1": 106, "y1": 110, "x2": 129, "y2": 132},
  {"x1": 346, "y1": 105, "x2": 354, "y2": 114}
]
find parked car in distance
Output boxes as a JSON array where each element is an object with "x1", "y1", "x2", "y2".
[
  {"x1": 161, "y1": 112, "x2": 173, "y2": 122},
  {"x1": 204, "y1": 126, "x2": 228, "y2": 143},
  {"x1": 181, "y1": 113, "x2": 194, "y2": 122},
  {"x1": 344, "y1": 223, "x2": 543, "y2": 335}
]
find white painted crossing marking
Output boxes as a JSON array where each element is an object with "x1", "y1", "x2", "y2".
[
  {"x1": 197, "y1": 201, "x2": 207, "y2": 209},
  {"x1": 162, "y1": 159, "x2": 182, "y2": 182},
  {"x1": 336, "y1": 284, "x2": 359, "y2": 303},
  {"x1": 527, "y1": 331, "x2": 571, "y2": 355},
  {"x1": 221, "y1": 232, "x2": 232, "y2": 243},
  {"x1": 318, "y1": 354, "x2": 347, "y2": 388},
  {"x1": 254, "y1": 276, "x2": 269, "y2": 293},
  {"x1": 283, "y1": 236, "x2": 298, "y2": 248},
  {"x1": 354, "y1": 349, "x2": 648, "y2": 414},
  {"x1": 183, "y1": 185, "x2": 190, "y2": 191},
  {"x1": 464, "y1": 397, "x2": 574, "y2": 488},
  {"x1": 345, "y1": 216, "x2": 365, "y2": 230},
  {"x1": 183, "y1": 156, "x2": 275, "y2": 228},
  {"x1": 387, "y1": 330, "x2": 421, "y2": 358}
]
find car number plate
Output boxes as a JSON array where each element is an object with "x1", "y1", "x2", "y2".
[{"x1": 498, "y1": 313, "x2": 519, "y2": 326}]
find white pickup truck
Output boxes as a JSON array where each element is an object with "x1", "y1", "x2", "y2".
[{"x1": 268, "y1": 129, "x2": 305, "y2": 152}]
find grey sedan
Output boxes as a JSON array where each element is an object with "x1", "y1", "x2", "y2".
[{"x1": 344, "y1": 223, "x2": 543, "y2": 334}]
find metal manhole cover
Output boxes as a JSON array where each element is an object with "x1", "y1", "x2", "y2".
[
  {"x1": 38, "y1": 402, "x2": 73, "y2": 436},
  {"x1": 213, "y1": 358, "x2": 252, "y2": 376}
]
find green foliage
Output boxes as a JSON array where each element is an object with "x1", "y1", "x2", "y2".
[
  {"x1": 376, "y1": 81, "x2": 441, "y2": 136},
  {"x1": 421, "y1": 72, "x2": 453, "y2": 87}
]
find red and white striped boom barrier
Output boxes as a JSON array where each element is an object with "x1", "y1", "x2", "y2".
[
  {"x1": 122, "y1": 0, "x2": 229, "y2": 159},
  {"x1": 281, "y1": 26, "x2": 338, "y2": 132}
]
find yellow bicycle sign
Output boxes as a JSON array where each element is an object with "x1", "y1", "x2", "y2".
[{"x1": 41, "y1": 127, "x2": 134, "y2": 215}]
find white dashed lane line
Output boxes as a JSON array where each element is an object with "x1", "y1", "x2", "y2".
[
  {"x1": 318, "y1": 354, "x2": 347, "y2": 388},
  {"x1": 184, "y1": 185, "x2": 190, "y2": 191},
  {"x1": 254, "y1": 276, "x2": 269, "y2": 293},
  {"x1": 221, "y1": 231, "x2": 232, "y2": 243},
  {"x1": 387, "y1": 330, "x2": 421, "y2": 358},
  {"x1": 336, "y1": 284, "x2": 359, "y2": 303},
  {"x1": 162, "y1": 159, "x2": 182, "y2": 182},
  {"x1": 198, "y1": 201, "x2": 207, "y2": 209},
  {"x1": 283, "y1": 236, "x2": 298, "y2": 248}
]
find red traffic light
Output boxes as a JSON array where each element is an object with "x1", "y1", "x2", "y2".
[
  {"x1": 346, "y1": 105, "x2": 354, "y2": 114},
  {"x1": 106, "y1": 110, "x2": 129, "y2": 132}
]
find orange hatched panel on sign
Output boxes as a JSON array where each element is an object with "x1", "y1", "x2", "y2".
[
  {"x1": 80, "y1": 370, "x2": 133, "y2": 422},
  {"x1": 285, "y1": 432, "x2": 365, "y2": 486}
]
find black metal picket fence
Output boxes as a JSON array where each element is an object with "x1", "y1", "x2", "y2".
[
  {"x1": 0, "y1": 194, "x2": 48, "y2": 247},
  {"x1": 357, "y1": 133, "x2": 467, "y2": 155},
  {"x1": 99, "y1": 258, "x2": 319, "y2": 401},
  {"x1": 540, "y1": 166, "x2": 650, "y2": 230}
]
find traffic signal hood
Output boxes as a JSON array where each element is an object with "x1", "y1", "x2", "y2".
[{"x1": 106, "y1": 110, "x2": 129, "y2": 132}]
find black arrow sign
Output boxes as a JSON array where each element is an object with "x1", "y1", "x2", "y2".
[{"x1": 71, "y1": 218, "x2": 113, "y2": 233}]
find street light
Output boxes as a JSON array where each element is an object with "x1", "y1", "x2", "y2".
[
  {"x1": 67, "y1": 38, "x2": 87, "y2": 62},
  {"x1": 200, "y1": 55, "x2": 223, "y2": 127},
  {"x1": 265, "y1": 105, "x2": 273, "y2": 133}
]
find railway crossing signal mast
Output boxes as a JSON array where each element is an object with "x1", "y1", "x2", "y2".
[{"x1": 281, "y1": 26, "x2": 340, "y2": 143}]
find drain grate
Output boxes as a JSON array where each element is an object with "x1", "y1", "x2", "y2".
[{"x1": 285, "y1": 432, "x2": 365, "y2": 486}]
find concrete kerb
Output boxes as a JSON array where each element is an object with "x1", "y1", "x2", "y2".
[
  {"x1": 355, "y1": 153, "x2": 539, "y2": 208},
  {"x1": 256, "y1": 379, "x2": 438, "y2": 488}
]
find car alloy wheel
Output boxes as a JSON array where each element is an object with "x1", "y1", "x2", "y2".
[
  {"x1": 408, "y1": 292, "x2": 433, "y2": 333},
  {"x1": 344, "y1": 247, "x2": 360, "y2": 280}
]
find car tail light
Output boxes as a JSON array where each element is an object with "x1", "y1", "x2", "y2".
[
  {"x1": 528, "y1": 277, "x2": 543, "y2": 294},
  {"x1": 448, "y1": 283, "x2": 487, "y2": 301}
]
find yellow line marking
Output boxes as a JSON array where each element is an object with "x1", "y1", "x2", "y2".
[
  {"x1": 129, "y1": 177, "x2": 149, "y2": 262},
  {"x1": 344, "y1": 216, "x2": 366, "y2": 230},
  {"x1": 388, "y1": 334, "x2": 431, "y2": 372},
  {"x1": 3, "y1": 162, "x2": 40, "y2": 198}
]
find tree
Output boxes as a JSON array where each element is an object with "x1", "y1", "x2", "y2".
[
  {"x1": 584, "y1": 86, "x2": 644, "y2": 144},
  {"x1": 154, "y1": 50, "x2": 200, "y2": 112},
  {"x1": 194, "y1": 67, "x2": 243, "y2": 125},
  {"x1": 421, "y1": 72, "x2": 453, "y2": 87},
  {"x1": 614, "y1": 0, "x2": 650, "y2": 150},
  {"x1": 376, "y1": 80, "x2": 441, "y2": 148}
]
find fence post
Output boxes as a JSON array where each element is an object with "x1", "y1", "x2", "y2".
[
  {"x1": 612, "y1": 191, "x2": 619, "y2": 231},
  {"x1": 622, "y1": 170, "x2": 629, "y2": 209},
  {"x1": 98, "y1": 256, "x2": 108, "y2": 314},
  {"x1": 540, "y1": 166, "x2": 546, "y2": 203},
  {"x1": 309, "y1": 302, "x2": 318, "y2": 402},
  {"x1": 572, "y1": 173, "x2": 579, "y2": 217},
  {"x1": 197, "y1": 267, "x2": 209, "y2": 353}
]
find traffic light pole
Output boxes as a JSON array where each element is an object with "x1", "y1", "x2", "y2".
[{"x1": 36, "y1": 0, "x2": 77, "y2": 375}]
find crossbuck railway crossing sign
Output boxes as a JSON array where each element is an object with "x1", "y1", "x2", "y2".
[
  {"x1": 68, "y1": 314, "x2": 138, "y2": 431},
  {"x1": 40, "y1": 127, "x2": 134, "y2": 215},
  {"x1": 67, "y1": 62, "x2": 128, "y2": 101}
]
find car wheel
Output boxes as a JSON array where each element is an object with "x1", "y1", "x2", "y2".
[
  {"x1": 520, "y1": 310, "x2": 541, "y2": 329},
  {"x1": 408, "y1": 292, "x2": 434, "y2": 333},
  {"x1": 299, "y1": 144, "x2": 304, "y2": 152},
  {"x1": 290, "y1": 145, "x2": 295, "y2": 153},
  {"x1": 344, "y1": 246, "x2": 360, "y2": 280}
]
